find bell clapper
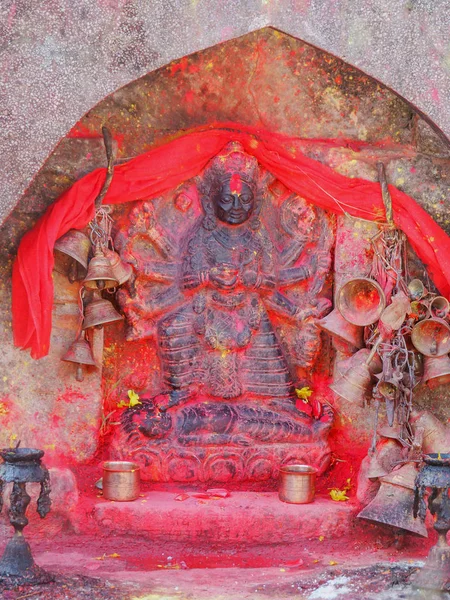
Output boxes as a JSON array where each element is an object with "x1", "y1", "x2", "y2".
[{"x1": 75, "y1": 364, "x2": 84, "y2": 382}]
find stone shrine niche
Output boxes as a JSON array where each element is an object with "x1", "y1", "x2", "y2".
[{"x1": 110, "y1": 142, "x2": 335, "y2": 484}]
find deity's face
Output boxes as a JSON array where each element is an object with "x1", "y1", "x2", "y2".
[{"x1": 214, "y1": 175, "x2": 255, "y2": 225}]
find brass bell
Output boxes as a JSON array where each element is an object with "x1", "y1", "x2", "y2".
[
  {"x1": 430, "y1": 296, "x2": 450, "y2": 319},
  {"x1": 83, "y1": 290, "x2": 124, "y2": 329},
  {"x1": 366, "y1": 439, "x2": 404, "y2": 481},
  {"x1": 366, "y1": 451, "x2": 389, "y2": 481},
  {"x1": 54, "y1": 230, "x2": 91, "y2": 283},
  {"x1": 410, "y1": 408, "x2": 450, "y2": 454},
  {"x1": 316, "y1": 308, "x2": 364, "y2": 350},
  {"x1": 104, "y1": 248, "x2": 133, "y2": 286},
  {"x1": 336, "y1": 348, "x2": 382, "y2": 379},
  {"x1": 411, "y1": 318, "x2": 450, "y2": 357},
  {"x1": 62, "y1": 333, "x2": 96, "y2": 382},
  {"x1": 408, "y1": 279, "x2": 427, "y2": 301},
  {"x1": 330, "y1": 361, "x2": 373, "y2": 406},
  {"x1": 83, "y1": 245, "x2": 119, "y2": 290},
  {"x1": 423, "y1": 354, "x2": 450, "y2": 389},
  {"x1": 337, "y1": 277, "x2": 386, "y2": 327},
  {"x1": 358, "y1": 462, "x2": 428, "y2": 537}
]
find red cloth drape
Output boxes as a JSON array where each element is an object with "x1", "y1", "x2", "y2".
[{"x1": 12, "y1": 123, "x2": 450, "y2": 358}]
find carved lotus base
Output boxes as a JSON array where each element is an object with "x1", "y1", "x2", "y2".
[{"x1": 111, "y1": 439, "x2": 331, "y2": 484}]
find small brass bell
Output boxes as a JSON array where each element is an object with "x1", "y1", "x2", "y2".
[
  {"x1": 337, "y1": 277, "x2": 386, "y2": 327},
  {"x1": 104, "y1": 248, "x2": 132, "y2": 286},
  {"x1": 83, "y1": 290, "x2": 124, "y2": 329},
  {"x1": 423, "y1": 355, "x2": 450, "y2": 389},
  {"x1": 316, "y1": 308, "x2": 363, "y2": 350},
  {"x1": 408, "y1": 279, "x2": 427, "y2": 301},
  {"x1": 329, "y1": 360, "x2": 373, "y2": 406},
  {"x1": 54, "y1": 230, "x2": 91, "y2": 283},
  {"x1": 358, "y1": 462, "x2": 428, "y2": 537},
  {"x1": 62, "y1": 333, "x2": 96, "y2": 382},
  {"x1": 430, "y1": 296, "x2": 450, "y2": 319},
  {"x1": 83, "y1": 245, "x2": 119, "y2": 290},
  {"x1": 411, "y1": 318, "x2": 450, "y2": 357}
]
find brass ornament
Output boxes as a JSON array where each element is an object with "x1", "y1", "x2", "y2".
[
  {"x1": 83, "y1": 290, "x2": 124, "y2": 329},
  {"x1": 62, "y1": 333, "x2": 96, "y2": 382},
  {"x1": 337, "y1": 277, "x2": 386, "y2": 327},
  {"x1": 83, "y1": 245, "x2": 119, "y2": 291},
  {"x1": 54, "y1": 230, "x2": 91, "y2": 283}
]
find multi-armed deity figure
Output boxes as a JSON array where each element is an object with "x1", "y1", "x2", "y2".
[{"x1": 114, "y1": 142, "x2": 334, "y2": 479}]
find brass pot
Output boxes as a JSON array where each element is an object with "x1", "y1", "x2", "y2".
[
  {"x1": 103, "y1": 461, "x2": 140, "y2": 501},
  {"x1": 278, "y1": 464, "x2": 316, "y2": 504}
]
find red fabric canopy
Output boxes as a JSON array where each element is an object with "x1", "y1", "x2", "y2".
[{"x1": 12, "y1": 123, "x2": 450, "y2": 358}]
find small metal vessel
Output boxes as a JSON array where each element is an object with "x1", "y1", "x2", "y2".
[
  {"x1": 278, "y1": 464, "x2": 316, "y2": 504},
  {"x1": 103, "y1": 461, "x2": 140, "y2": 501}
]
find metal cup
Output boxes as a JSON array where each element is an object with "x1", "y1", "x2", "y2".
[
  {"x1": 278, "y1": 464, "x2": 316, "y2": 504},
  {"x1": 103, "y1": 461, "x2": 140, "y2": 501}
]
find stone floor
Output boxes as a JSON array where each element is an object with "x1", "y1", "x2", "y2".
[
  {"x1": 0, "y1": 488, "x2": 444, "y2": 599},
  {"x1": 2, "y1": 556, "x2": 450, "y2": 600}
]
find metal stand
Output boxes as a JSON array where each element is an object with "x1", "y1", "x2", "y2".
[{"x1": 0, "y1": 448, "x2": 53, "y2": 586}]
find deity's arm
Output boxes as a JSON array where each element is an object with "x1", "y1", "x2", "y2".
[
  {"x1": 279, "y1": 236, "x2": 307, "y2": 268},
  {"x1": 264, "y1": 290, "x2": 331, "y2": 321},
  {"x1": 118, "y1": 284, "x2": 185, "y2": 321}
]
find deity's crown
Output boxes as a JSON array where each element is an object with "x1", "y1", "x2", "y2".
[{"x1": 211, "y1": 141, "x2": 259, "y2": 186}]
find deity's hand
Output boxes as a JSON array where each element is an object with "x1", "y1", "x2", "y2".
[{"x1": 209, "y1": 264, "x2": 239, "y2": 289}]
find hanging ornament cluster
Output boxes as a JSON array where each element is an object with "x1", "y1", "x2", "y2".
[
  {"x1": 55, "y1": 127, "x2": 131, "y2": 381},
  {"x1": 320, "y1": 163, "x2": 449, "y2": 450}
]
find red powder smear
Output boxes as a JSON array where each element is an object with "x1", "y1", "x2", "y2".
[
  {"x1": 431, "y1": 87, "x2": 441, "y2": 104},
  {"x1": 170, "y1": 57, "x2": 189, "y2": 76},
  {"x1": 67, "y1": 123, "x2": 101, "y2": 139},
  {"x1": 184, "y1": 90, "x2": 195, "y2": 103},
  {"x1": 230, "y1": 173, "x2": 242, "y2": 194},
  {"x1": 56, "y1": 388, "x2": 88, "y2": 404}
]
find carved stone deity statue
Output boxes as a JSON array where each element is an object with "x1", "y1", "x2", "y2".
[{"x1": 112, "y1": 142, "x2": 335, "y2": 483}]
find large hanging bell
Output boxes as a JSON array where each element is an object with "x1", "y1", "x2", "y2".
[
  {"x1": 54, "y1": 230, "x2": 91, "y2": 283},
  {"x1": 411, "y1": 318, "x2": 450, "y2": 357},
  {"x1": 316, "y1": 308, "x2": 363, "y2": 350},
  {"x1": 83, "y1": 290, "x2": 124, "y2": 329},
  {"x1": 423, "y1": 354, "x2": 450, "y2": 389},
  {"x1": 337, "y1": 277, "x2": 386, "y2": 327},
  {"x1": 83, "y1": 245, "x2": 119, "y2": 290},
  {"x1": 62, "y1": 333, "x2": 96, "y2": 382},
  {"x1": 103, "y1": 248, "x2": 133, "y2": 286},
  {"x1": 329, "y1": 360, "x2": 373, "y2": 406},
  {"x1": 358, "y1": 462, "x2": 428, "y2": 537}
]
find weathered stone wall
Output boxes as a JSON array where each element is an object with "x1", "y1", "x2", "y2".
[
  {"x1": 1, "y1": 1, "x2": 450, "y2": 228},
  {"x1": 1, "y1": 29, "x2": 450, "y2": 481}
]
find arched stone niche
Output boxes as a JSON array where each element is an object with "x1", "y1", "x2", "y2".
[{"x1": 1, "y1": 29, "x2": 450, "y2": 485}]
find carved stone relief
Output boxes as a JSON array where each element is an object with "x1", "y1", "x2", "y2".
[{"x1": 111, "y1": 142, "x2": 335, "y2": 483}]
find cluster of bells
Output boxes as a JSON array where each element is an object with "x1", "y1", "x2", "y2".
[
  {"x1": 356, "y1": 409, "x2": 450, "y2": 538},
  {"x1": 318, "y1": 276, "x2": 450, "y2": 405},
  {"x1": 54, "y1": 227, "x2": 132, "y2": 381},
  {"x1": 317, "y1": 274, "x2": 450, "y2": 538}
]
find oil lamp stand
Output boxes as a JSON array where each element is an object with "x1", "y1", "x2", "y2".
[{"x1": 0, "y1": 448, "x2": 53, "y2": 586}]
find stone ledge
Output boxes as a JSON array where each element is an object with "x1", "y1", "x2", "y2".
[{"x1": 91, "y1": 492, "x2": 357, "y2": 545}]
